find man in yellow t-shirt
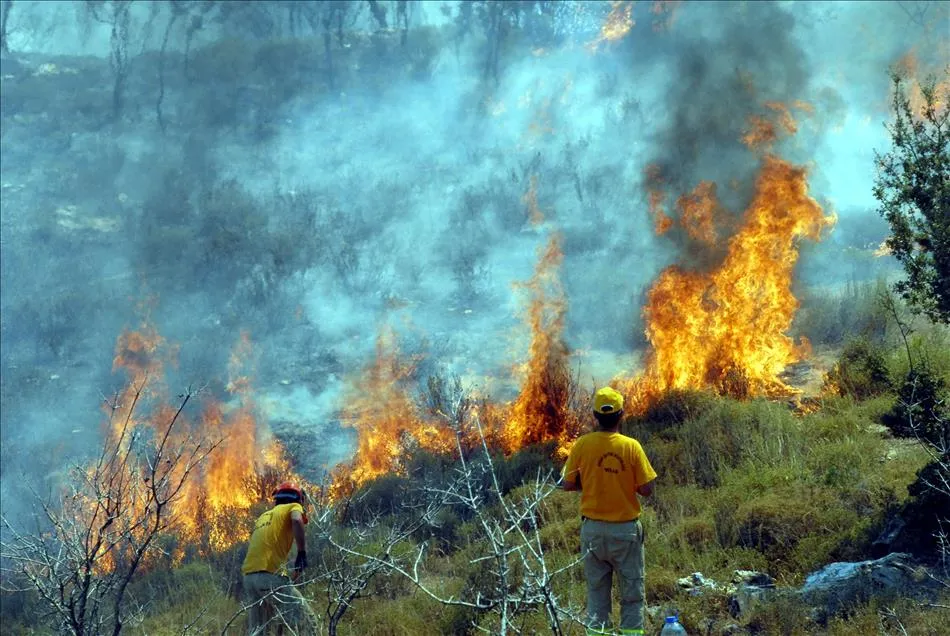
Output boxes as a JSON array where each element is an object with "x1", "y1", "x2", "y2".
[
  {"x1": 241, "y1": 481, "x2": 316, "y2": 635},
  {"x1": 562, "y1": 387, "x2": 657, "y2": 636}
]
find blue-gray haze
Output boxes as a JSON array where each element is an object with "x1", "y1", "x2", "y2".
[{"x1": 0, "y1": 1, "x2": 943, "y2": 502}]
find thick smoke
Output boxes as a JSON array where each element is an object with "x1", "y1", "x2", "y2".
[{"x1": 643, "y1": 4, "x2": 809, "y2": 216}]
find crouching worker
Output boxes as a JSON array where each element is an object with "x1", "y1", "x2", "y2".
[
  {"x1": 241, "y1": 481, "x2": 317, "y2": 635},
  {"x1": 561, "y1": 387, "x2": 657, "y2": 636}
]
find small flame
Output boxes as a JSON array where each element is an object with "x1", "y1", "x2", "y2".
[
  {"x1": 675, "y1": 181, "x2": 720, "y2": 245},
  {"x1": 600, "y1": 1, "x2": 635, "y2": 42},
  {"x1": 645, "y1": 164, "x2": 674, "y2": 235},
  {"x1": 523, "y1": 174, "x2": 545, "y2": 226},
  {"x1": 588, "y1": 0, "x2": 635, "y2": 52},
  {"x1": 329, "y1": 330, "x2": 457, "y2": 499},
  {"x1": 742, "y1": 101, "x2": 809, "y2": 151}
]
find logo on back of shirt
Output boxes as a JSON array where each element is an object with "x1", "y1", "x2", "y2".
[
  {"x1": 597, "y1": 452, "x2": 626, "y2": 474},
  {"x1": 254, "y1": 511, "x2": 274, "y2": 531}
]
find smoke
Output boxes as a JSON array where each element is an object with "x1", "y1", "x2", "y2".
[{"x1": 1, "y1": 1, "x2": 943, "y2": 496}]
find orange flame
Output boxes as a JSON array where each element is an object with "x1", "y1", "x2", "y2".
[
  {"x1": 645, "y1": 164, "x2": 674, "y2": 235},
  {"x1": 675, "y1": 181, "x2": 720, "y2": 245},
  {"x1": 588, "y1": 0, "x2": 635, "y2": 52},
  {"x1": 84, "y1": 323, "x2": 300, "y2": 565},
  {"x1": 178, "y1": 331, "x2": 294, "y2": 553},
  {"x1": 624, "y1": 156, "x2": 835, "y2": 409},
  {"x1": 330, "y1": 237, "x2": 582, "y2": 496},
  {"x1": 329, "y1": 330, "x2": 457, "y2": 499},
  {"x1": 503, "y1": 236, "x2": 581, "y2": 458},
  {"x1": 600, "y1": 1, "x2": 635, "y2": 42},
  {"x1": 742, "y1": 101, "x2": 809, "y2": 151}
]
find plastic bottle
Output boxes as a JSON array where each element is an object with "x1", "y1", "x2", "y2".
[{"x1": 659, "y1": 614, "x2": 688, "y2": 635}]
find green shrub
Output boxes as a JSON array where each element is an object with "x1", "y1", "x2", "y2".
[
  {"x1": 635, "y1": 389, "x2": 719, "y2": 434},
  {"x1": 882, "y1": 361, "x2": 949, "y2": 449},
  {"x1": 793, "y1": 280, "x2": 889, "y2": 345},
  {"x1": 492, "y1": 441, "x2": 559, "y2": 493},
  {"x1": 825, "y1": 337, "x2": 892, "y2": 399},
  {"x1": 345, "y1": 473, "x2": 413, "y2": 521}
]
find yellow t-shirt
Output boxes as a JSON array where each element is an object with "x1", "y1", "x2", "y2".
[
  {"x1": 241, "y1": 503, "x2": 304, "y2": 575},
  {"x1": 562, "y1": 431, "x2": 657, "y2": 522}
]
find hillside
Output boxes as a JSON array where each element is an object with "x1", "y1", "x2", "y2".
[{"x1": 1, "y1": 2, "x2": 949, "y2": 635}]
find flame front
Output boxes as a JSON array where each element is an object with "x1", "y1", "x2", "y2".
[
  {"x1": 625, "y1": 155, "x2": 834, "y2": 409},
  {"x1": 329, "y1": 330, "x2": 456, "y2": 499},
  {"x1": 84, "y1": 324, "x2": 300, "y2": 565},
  {"x1": 329, "y1": 235, "x2": 579, "y2": 497},
  {"x1": 503, "y1": 236, "x2": 581, "y2": 458}
]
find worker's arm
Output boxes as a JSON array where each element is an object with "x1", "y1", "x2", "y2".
[
  {"x1": 561, "y1": 441, "x2": 582, "y2": 491},
  {"x1": 291, "y1": 510, "x2": 307, "y2": 580},
  {"x1": 561, "y1": 473, "x2": 581, "y2": 492},
  {"x1": 291, "y1": 510, "x2": 306, "y2": 551},
  {"x1": 636, "y1": 478, "x2": 655, "y2": 498}
]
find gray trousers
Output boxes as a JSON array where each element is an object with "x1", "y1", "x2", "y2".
[
  {"x1": 581, "y1": 519, "x2": 645, "y2": 634},
  {"x1": 243, "y1": 572, "x2": 316, "y2": 635}
]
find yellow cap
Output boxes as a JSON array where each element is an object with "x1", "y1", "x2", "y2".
[{"x1": 593, "y1": 387, "x2": 624, "y2": 414}]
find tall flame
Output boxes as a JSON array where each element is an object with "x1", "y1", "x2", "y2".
[
  {"x1": 502, "y1": 235, "x2": 581, "y2": 457},
  {"x1": 624, "y1": 155, "x2": 834, "y2": 409},
  {"x1": 176, "y1": 331, "x2": 294, "y2": 553}
]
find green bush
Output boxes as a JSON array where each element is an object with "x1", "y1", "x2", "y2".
[
  {"x1": 882, "y1": 361, "x2": 949, "y2": 449},
  {"x1": 793, "y1": 280, "x2": 889, "y2": 345},
  {"x1": 825, "y1": 337, "x2": 892, "y2": 399},
  {"x1": 634, "y1": 389, "x2": 719, "y2": 435},
  {"x1": 729, "y1": 485, "x2": 859, "y2": 575}
]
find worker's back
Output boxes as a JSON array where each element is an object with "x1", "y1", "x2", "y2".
[
  {"x1": 565, "y1": 431, "x2": 652, "y2": 522},
  {"x1": 241, "y1": 502, "x2": 301, "y2": 575}
]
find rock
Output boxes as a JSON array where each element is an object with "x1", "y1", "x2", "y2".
[
  {"x1": 800, "y1": 552, "x2": 938, "y2": 620},
  {"x1": 727, "y1": 570, "x2": 776, "y2": 617},
  {"x1": 870, "y1": 514, "x2": 906, "y2": 558},
  {"x1": 677, "y1": 571, "x2": 719, "y2": 596},
  {"x1": 873, "y1": 463, "x2": 950, "y2": 560},
  {"x1": 732, "y1": 569, "x2": 774, "y2": 587},
  {"x1": 728, "y1": 583, "x2": 775, "y2": 618}
]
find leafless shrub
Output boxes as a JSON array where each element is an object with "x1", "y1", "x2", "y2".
[
  {"x1": 0, "y1": 381, "x2": 218, "y2": 636},
  {"x1": 317, "y1": 392, "x2": 589, "y2": 634}
]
